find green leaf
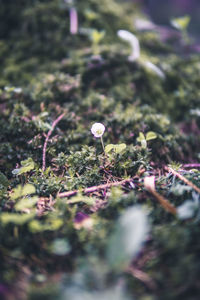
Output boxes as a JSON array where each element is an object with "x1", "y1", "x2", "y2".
[
  {"x1": 84, "y1": 9, "x2": 98, "y2": 21},
  {"x1": 22, "y1": 184, "x2": 36, "y2": 196},
  {"x1": 68, "y1": 194, "x2": 96, "y2": 206},
  {"x1": 137, "y1": 132, "x2": 147, "y2": 148},
  {"x1": 114, "y1": 143, "x2": 126, "y2": 154},
  {"x1": 0, "y1": 171, "x2": 9, "y2": 188},
  {"x1": 10, "y1": 184, "x2": 36, "y2": 200},
  {"x1": 105, "y1": 144, "x2": 115, "y2": 153},
  {"x1": 1, "y1": 212, "x2": 35, "y2": 225},
  {"x1": 10, "y1": 185, "x2": 23, "y2": 200},
  {"x1": 28, "y1": 220, "x2": 45, "y2": 232},
  {"x1": 29, "y1": 218, "x2": 63, "y2": 232},
  {"x1": 47, "y1": 218, "x2": 64, "y2": 230},
  {"x1": 15, "y1": 196, "x2": 38, "y2": 211},
  {"x1": 12, "y1": 157, "x2": 35, "y2": 175},
  {"x1": 146, "y1": 131, "x2": 157, "y2": 141},
  {"x1": 91, "y1": 30, "x2": 105, "y2": 44},
  {"x1": 137, "y1": 132, "x2": 145, "y2": 142},
  {"x1": 105, "y1": 143, "x2": 126, "y2": 154},
  {"x1": 171, "y1": 15, "x2": 190, "y2": 30}
]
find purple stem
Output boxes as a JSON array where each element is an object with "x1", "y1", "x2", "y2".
[
  {"x1": 70, "y1": 7, "x2": 78, "y2": 35},
  {"x1": 42, "y1": 113, "x2": 65, "y2": 172},
  {"x1": 183, "y1": 163, "x2": 200, "y2": 168}
]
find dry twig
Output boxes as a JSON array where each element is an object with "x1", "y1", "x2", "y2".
[
  {"x1": 148, "y1": 188, "x2": 177, "y2": 215},
  {"x1": 167, "y1": 167, "x2": 200, "y2": 194},
  {"x1": 144, "y1": 176, "x2": 177, "y2": 215},
  {"x1": 183, "y1": 163, "x2": 200, "y2": 168},
  {"x1": 127, "y1": 266, "x2": 157, "y2": 290},
  {"x1": 58, "y1": 177, "x2": 135, "y2": 198}
]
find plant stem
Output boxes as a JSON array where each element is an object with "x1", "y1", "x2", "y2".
[
  {"x1": 42, "y1": 113, "x2": 65, "y2": 172},
  {"x1": 100, "y1": 136, "x2": 105, "y2": 154},
  {"x1": 58, "y1": 177, "x2": 135, "y2": 198}
]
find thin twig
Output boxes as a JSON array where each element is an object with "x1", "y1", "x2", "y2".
[
  {"x1": 167, "y1": 167, "x2": 200, "y2": 194},
  {"x1": 127, "y1": 267, "x2": 157, "y2": 290},
  {"x1": 42, "y1": 113, "x2": 65, "y2": 172},
  {"x1": 148, "y1": 188, "x2": 177, "y2": 215},
  {"x1": 183, "y1": 163, "x2": 200, "y2": 168},
  {"x1": 144, "y1": 176, "x2": 176, "y2": 215},
  {"x1": 58, "y1": 177, "x2": 135, "y2": 198}
]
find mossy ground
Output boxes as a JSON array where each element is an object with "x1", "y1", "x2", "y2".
[{"x1": 0, "y1": 1, "x2": 200, "y2": 299}]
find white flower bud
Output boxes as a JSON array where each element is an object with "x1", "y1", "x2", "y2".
[{"x1": 91, "y1": 123, "x2": 105, "y2": 138}]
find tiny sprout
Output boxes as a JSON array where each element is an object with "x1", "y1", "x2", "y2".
[
  {"x1": 171, "y1": 15, "x2": 190, "y2": 31},
  {"x1": 137, "y1": 131, "x2": 157, "y2": 148},
  {"x1": 90, "y1": 29, "x2": 105, "y2": 45},
  {"x1": 171, "y1": 15, "x2": 191, "y2": 44},
  {"x1": 91, "y1": 122, "x2": 105, "y2": 153}
]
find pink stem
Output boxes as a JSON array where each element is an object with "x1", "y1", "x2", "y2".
[
  {"x1": 42, "y1": 113, "x2": 65, "y2": 172},
  {"x1": 183, "y1": 163, "x2": 200, "y2": 168},
  {"x1": 70, "y1": 7, "x2": 78, "y2": 35},
  {"x1": 58, "y1": 177, "x2": 135, "y2": 198}
]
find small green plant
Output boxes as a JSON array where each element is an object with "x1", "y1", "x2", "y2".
[
  {"x1": 171, "y1": 15, "x2": 191, "y2": 43},
  {"x1": 137, "y1": 131, "x2": 157, "y2": 148},
  {"x1": 1, "y1": 184, "x2": 37, "y2": 225},
  {"x1": 105, "y1": 143, "x2": 126, "y2": 154},
  {"x1": 10, "y1": 183, "x2": 38, "y2": 212},
  {"x1": 12, "y1": 158, "x2": 35, "y2": 175},
  {"x1": 89, "y1": 29, "x2": 105, "y2": 54},
  {"x1": 171, "y1": 15, "x2": 190, "y2": 31}
]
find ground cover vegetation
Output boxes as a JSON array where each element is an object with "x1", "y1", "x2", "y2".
[{"x1": 0, "y1": 0, "x2": 200, "y2": 299}]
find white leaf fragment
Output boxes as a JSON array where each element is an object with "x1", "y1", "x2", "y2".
[{"x1": 117, "y1": 30, "x2": 140, "y2": 61}]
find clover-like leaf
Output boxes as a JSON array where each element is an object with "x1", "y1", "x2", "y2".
[
  {"x1": 10, "y1": 185, "x2": 23, "y2": 200},
  {"x1": 21, "y1": 184, "x2": 36, "y2": 196},
  {"x1": 171, "y1": 15, "x2": 190, "y2": 31},
  {"x1": 105, "y1": 144, "x2": 115, "y2": 153},
  {"x1": 146, "y1": 131, "x2": 157, "y2": 141},
  {"x1": 12, "y1": 158, "x2": 35, "y2": 175},
  {"x1": 10, "y1": 184, "x2": 36, "y2": 200},
  {"x1": 1, "y1": 212, "x2": 35, "y2": 225},
  {"x1": 15, "y1": 196, "x2": 38, "y2": 211},
  {"x1": 137, "y1": 132, "x2": 147, "y2": 148},
  {"x1": 105, "y1": 143, "x2": 126, "y2": 154},
  {"x1": 114, "y1": 143, "x2": 126, "y2": 154},
  {"x1": 137, "y1": 132, "x2": 145, "y2": 142},
  {"x1": 91, "y1": 30, "x2": 105, "y2": 44},
  {"x1": 68, "y1": 194, "x2": 96, "y2": 206}
]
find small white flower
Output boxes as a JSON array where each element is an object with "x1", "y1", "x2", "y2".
[{"x1": 91, "y1": 123, "x2": 105, "y2": 138}]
